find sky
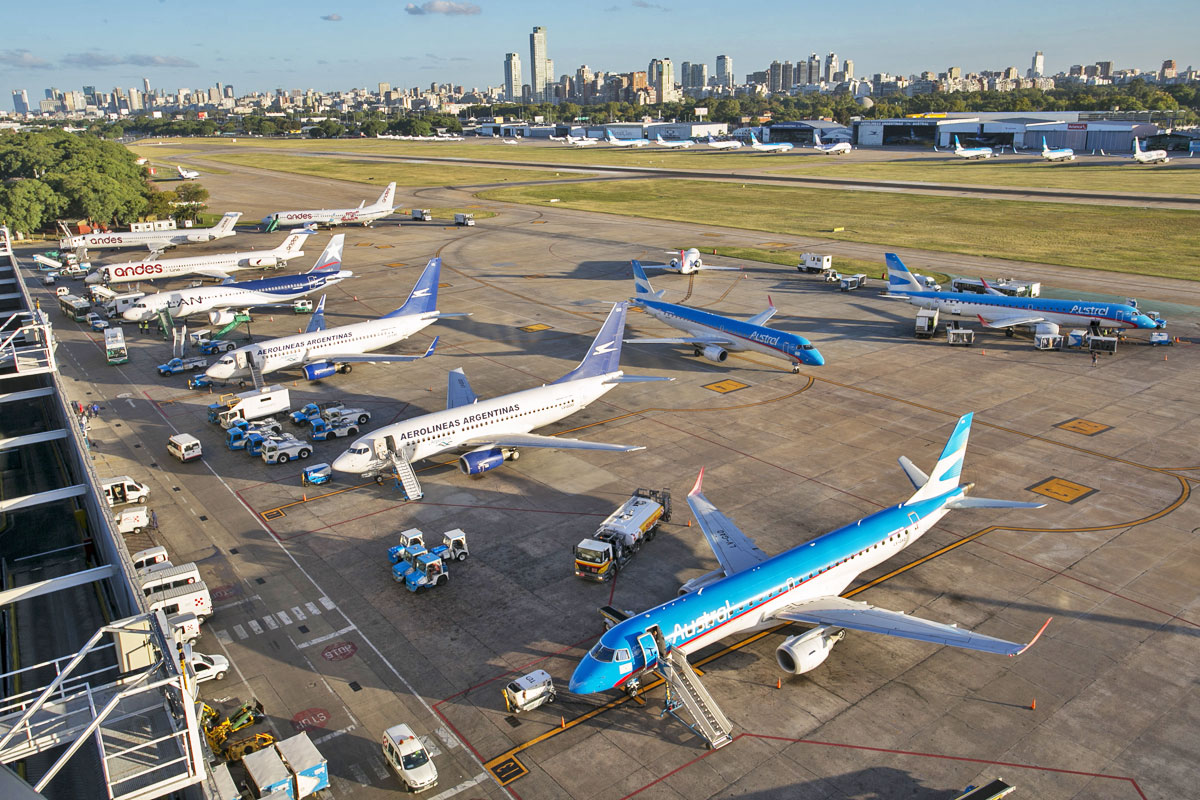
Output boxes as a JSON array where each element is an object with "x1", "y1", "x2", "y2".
[{"x1": 2, "y1": 0, "x2": 1198, "y2": 106}]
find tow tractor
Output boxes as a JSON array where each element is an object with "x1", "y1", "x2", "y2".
[
  {"x1": 405, "y1": 552, "x2": 449, "y2": 592},
  {"x1": 310, "y1": 417, "x2": 360, "y2": 441},
  {"x1": 302, "y1": 463, "x2": 333, "y2": 486},
  {"x1": 226, "y1": 418, "x2": 283, "y2": 450},
  {"x1": 201, "y1": 701, "x2": 268, "y2": 755},
  {"x1": 290, "y1": 401, "x2": 346, "y2": 426},
  {"x1": 261, "y1": 434, "x2": 313, "y2": 464},
  {"x1": 388, "y1": 528, "x2": 468, "y2": 572},
  {"x1": 390, "y1": 544, "x2": 428, "y2": 583},
  {"x1": 574, "y1": 489, "x2": 671, "y2": 581}
]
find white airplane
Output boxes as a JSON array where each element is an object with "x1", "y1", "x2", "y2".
[
  {"x1": 206, "y1": 257, "x2": 458, "y2": 382},
  {"x1": 748, "y1": 132, "x2": 794, "y2": 153},
  {"x1": 949, "y1": 135, "x2": 994, "y2": 160},
  {"x1": 122, "y1": 235, "x2": 350, "y2": 323},
  {"x1": 605, "y1": 129, "x2": 651, "y2": 148},
  {"x1": 59, "y1": 212, "x2": 241, "y2": 255},
  {"x1": 813, "y1": 130, "x2": 852, "y2": 155},
  {"x1": 331, "y1": 302, "x2": 669, "y2": 478},
  {"x1": 177, "y1": 165, "x2": 201, "y2": 180},
  {"x1": 1131, "y1": 137, "x2": 1170, "y2": 164},
  {"x1": 569, "y1": 414, "x2": 1051, "y2": 705},
  {"x1": 501, "y1": 138, "x2": 521, "y2": 145},
  {"x1": 639, "y1": 248, "x2": 740, "y2": 276},
  {"x1": 705, "y1": 134, "x2": 742, "y2": 151},
  {"x1": 1034, "y1": 136, "x2": 1075, "y2": 162},
  {"x1": 654, "y1": 134, "x2": 694, "y2": 150},
  {"x1": 566, "y1": 135, "x2": 599, "y2": 148},
  {"x1": 87, "y1": 232, "x2": 310, "y2": 285},
  {"x1": 261, "y1": 182, "x2": 397, "y2": 229}
]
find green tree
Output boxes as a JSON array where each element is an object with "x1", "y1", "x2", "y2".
[{"x1": 0, "y1": 179, "x2": 67, "y2": 235}]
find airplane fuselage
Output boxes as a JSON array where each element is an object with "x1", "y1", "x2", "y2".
[
  {"x1": 267, "y1": 205, "x2": 391, "y2": 228},
  {"x1": 122, "y1": 272, "x2": 349, "y2": 321},
  {"x1": 816, "y1": 143, "x2": 852, "y2": 155},
  {"x1": 571, "y1": 492, "x2": 956, "y2": 692},
  {"x1": 898, "y1": 290, "x2": 1161, "y2": 330},
  {"x1": 1042, "y1": 149, "x2": 1076, "y2": 162},
  {"x1": 94, "y1": 248, "x2": 301, "y2": 285},
  {"x1": 61, "y1": 227, "x2": 235, "y2": 252},
  {"x1": 332, "y1": 373, "x2": 620, "y2": 473},
  {"x1": 636, "y1": 299, "x2": 824, "y2": 368}
]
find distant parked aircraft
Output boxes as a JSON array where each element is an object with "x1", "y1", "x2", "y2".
[
  {"x1": 261, "y1": 183, "x2": 397, "y2": 229},
  {"x1": 813, "y1": 130, "x2": 852, "y2": 155},
  {"x1": 705, "y1": 134, "x2": 742, "y2": 151},
  {"x1": 748, "y1": 132, "x2": 793, "y2": 153},
  {"x1": 654, "y1": 134, "x2": 694, "y2": 150},
  {"x1": 177, "y1": 165, "x2": 201, "y2": 180}
]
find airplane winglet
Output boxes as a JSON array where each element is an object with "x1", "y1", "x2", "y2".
[
  {"x1": 690, "y1": 467, "x2": 705, "y2": 497},
  {"x1": 1014, "y1": 617, "x2": 1053, "y2": 656},
  {"x1": 768, "y1": 295, "x2": 774, "y2": 308}
]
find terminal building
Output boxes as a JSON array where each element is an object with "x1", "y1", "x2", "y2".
[{"x1": 853, "y1": 112, "x2": 1158, "y2": 151}]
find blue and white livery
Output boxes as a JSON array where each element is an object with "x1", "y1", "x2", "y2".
[
  {"x1": 654, "y1": 134, "x2": 694, "y2": 150},
  {"x1": 748, "y1": 132, "x2": 794, "y2": 153},
  {"x1": 122, "y1": 234, "x2": 351, "y2": 322},
  {"x1": 605, "y1": 129, "x2": 651, "y2": 148},
  {"x1": 1040, "y1": 136, "x2": 1075, "y2": 162},
  {"x1": 570, "y1": 413, "x2": 1051, "y2": 697},
  {"x1": 885, "y1": 253, "x2": 1164, "y2": 336},
  {"x1": 331, "y1": 303, "x2": 670, "y2": 477},
  {"x1": 205, "y1": 257, "x2": 456, "y2": 382},
  {"x1": 627, "y1": 260, "x2": 824, "y2": 372},
  {"x1": 813, "y1": 130, "x2": 852, "y2": 155}
]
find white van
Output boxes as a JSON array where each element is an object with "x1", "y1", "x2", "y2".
[
  {"x1": 169, "y1": 612, "x2": 202, "y2": 645},
  {"x1": 140, "y1": 562, "x2": 201, "y2": 597},
  {"x1": 167, "y1": 433, "x2": 203, "y2": 462},
  {"x1": 131, "y1": 546, "x2": 169, "y2": 572},
  {"x1": 114, "y1": 507, "x2": 150, "y2": 535},
  {"x1": 147, "y1": 581, "x2": 213, "y2": 622},
  {"x1": 102, "y1": 476, "x2": 149, "y2": 507}
]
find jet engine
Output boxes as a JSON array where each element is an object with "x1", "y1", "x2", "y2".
[
  {"x1": 1033, "y1": 322, "x2": 1061, "y2": 336},
  {"x1": 775, "y1": 627, "x2": 845, "y2": 675},
  {"x1": 186, "y1": 233, "x2": 212, "y2": 243},
  {"x1": 700, "y1": 345, "x2": 728, "y2": 363},
  {"x1": 678, "y1": 568, "x2": 724, "y2": 595},
  {"x1": 458, "y1": 448, "x2": 507, "y2": 475},
  {"x1": 208, "y1": 310, "x2": 237, "y2": 326},
  {"x1": 247, "y1": 256, "x2": 280, "y2": 268},
  {"x1": 304, "y1": 362, "x2": 338, "y2": 381}
]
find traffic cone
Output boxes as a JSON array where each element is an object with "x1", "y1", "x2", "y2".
[
  {"x1": 687, "y1": 520, "x2": 692, "y2": 527},
  {"x1": 776, "y1": 678, "x2": 781, "y2": 689},
  {"x1": 1030, "y1": 698, "x2": 1036, "y2": 710},
  {"x1": 560, "y1": 716, "x2": 565, "y2": 729}
]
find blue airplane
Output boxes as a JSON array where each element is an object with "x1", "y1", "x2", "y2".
[
  {"x1": 625, "y1": 260, "x2": 824, "y2": 372},
  {"x1": 885, "y1": 253, "x2": 1164, "y2": 336},
  {"x1": 570, "y1": 413, "x2": 1051, "y2": 699}
]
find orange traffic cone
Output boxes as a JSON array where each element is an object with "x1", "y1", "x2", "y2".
[
  {"x1": 687, "y1": 520, "x2": 692, "y2": 527},
  {"x1": 776, "y1": 678, "x2": 781, "y2": 689},
  {"x1": 1030, "y1": 698, "x2": 1036, "y2": 710},
  {"x1": 560, "y1": 716, "x2": 565, "y2": 729}
]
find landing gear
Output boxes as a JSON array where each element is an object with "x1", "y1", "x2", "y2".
[
  {"x1": 791, "y1": 364, "x2": 801, "y2": 374},
  {"x1": 1005, "y1": 328, "x2": 1015, "y2": 338}
]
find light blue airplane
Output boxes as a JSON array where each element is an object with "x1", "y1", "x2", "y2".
[
  {"x1": 626, "y1": 261, "x2": 824, "y2": 372},
  {"x1": 570, "y1": 413, "x2": 1051, "y2": 698},
  {"x1": 886, "y1": 254, "x2": 1164, "y2": 336}
]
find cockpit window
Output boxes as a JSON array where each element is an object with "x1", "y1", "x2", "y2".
[
  {"x1": 801, "y1": 344, "x2": 815, "y2": 350},
  {"x1": 349, "y1": 446, "x2": 369, "y2": 455},
  {"x1": 589, "y1": 643, "x2": 616, "y2": 662},
  {"x1": 614, "y1": 648, "x2": 631, "y2": 661},
  {"x1": 219, "y1": 357, "x2": 233, "y2": 364}
]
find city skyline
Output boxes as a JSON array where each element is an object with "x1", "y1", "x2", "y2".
[{"x1": 2, "y1": 0, "x2": 1197, "y2": 104}]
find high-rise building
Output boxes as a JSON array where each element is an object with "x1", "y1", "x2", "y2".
[
  {"x1": 529, "y1": 26, "x2": 549, "y2": 102},
  {"x1": 82, "y1": 86, "x2": 96, "y2": 104},
  {"x1": 378, "y1": 82, "x2": 391, "y2": 97},
  {"x1": 11, "y1": 90, "x2": 29, "y2": 114},
  {"x1": 1031, "y1": 51, "x2": 1044, "y2": 78},
  {"x1": 947, "y1": 66, "x2": 962, "y2": 80},
  {"x1": 716, "y1": 55, "x2": 733, "y2": 88},
  {"x1": 648, "y1": 58, "x2": 663, "y2": 85},
  {"x1": 504, "y1": 53, "x2": 522, "y2": 101},
  {"x1": 1162, "y1": 59, "x2": 1178, "y2": 78},
  {"x1": 680, "y1": 62, "x2": 692, "y2": 90},
  {"x1": 142, "y1": 77, "x2": 151, "y2": 95},
  {"x1": 691, "y1": 63, "x2": 707, "y2": 92},
  {"x1": 128, "y1": 88, "x2": 143, "y2": 111},
  {"x1": 807, "y1": 53, "x2": 821, "y2": 84},
  {"x1": 843, "y1": 59, "x2": 854, "y2": 81},
  {"x1": 768, "y1": 61, "x2": 783, "y2": 93},
  {"x1": 781, "y1": 61, "x2": 794, "y2": 91},
  {"x1": 1096, "y1": 60, "x2": 1113, "y2": 77},
  {"x1": 825, "y1": 52, "x2": 839, "y2": 83}
]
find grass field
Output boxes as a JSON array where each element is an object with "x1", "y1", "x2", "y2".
[
  {"x1": 705, "y1": 246, "x2": 949, "y2": 283},
  {"x1": 479, "y1": 179, "x2": 1200, "y2": 280},
  {"x1": 135, "y1": 137, "x2": 1200, "y2": 196}
]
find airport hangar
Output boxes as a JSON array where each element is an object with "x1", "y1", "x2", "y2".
[{"x1": 854, "y1": 113, "x2": 1158, "y2": 150}]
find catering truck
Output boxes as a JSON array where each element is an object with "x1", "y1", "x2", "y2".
[{"x1": 573, "y1": 488, "x2": 671, "y2": 581}]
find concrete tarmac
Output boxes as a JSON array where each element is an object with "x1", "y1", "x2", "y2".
[{"x1": 32, "y1": 159, "x2": 1200, "y2": 799}]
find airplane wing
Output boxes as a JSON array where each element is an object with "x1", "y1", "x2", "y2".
[
  {"x1": 772, "y1": 595, "x2": 1051, "y2": 656},
  {"x1": 457, "y1": 432, "x2": 643, "y2": 452},
  {"x1": 624, "y1": 336, "x2": 734, "y2": 346},
  {"x1": 745, "y1": 299, "x2": 778, "y2": 327},
  {"x1": 687, "y1": 468, "x2": 770, "y2": 577},
  {"x1": 145, "y1": 241, "x2": 172, "y2": 253},
  {"x1": 976, "y1": 313, "x2": 1047, "y2": 329},
  {"x1": 314, "y1": 337, "x2": 437, "y2": 364},
  {"x1": 446, "y1": 367, "x2": 477, "y2": 409},
  {"x1": 194, "y1": 268, "x2": 236, "y2": 280}
]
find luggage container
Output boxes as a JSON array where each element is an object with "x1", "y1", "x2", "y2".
[
  {"x1": 1034, "y1": 333, "x2": 1063, "y2": 350},
  {"x1": 243, "y1": 744, "x2": 294, "y2": 799},
  {"x1": 914, "y1": 308, "x2": 939, "y2": 339},
  {"x1": 275, "y1": 732, "x2": 330, "y2": 798},
  {"x1": 946, "y1": 326, "x2": 974, "y2": 346}
]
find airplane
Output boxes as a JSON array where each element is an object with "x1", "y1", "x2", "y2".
[
  {"x1": 605, "y1": 129, "x2": 651, "y2": 148},
  {"x1": 500, "y1": 138, "x2": 521, "y2": 145},
  {"x1": 59, "y1": 212, "x2": 241, "y2": 255},
  {"x1": 177, "y1": 165, "x2": 201, "y2": 180},
  {"x1": 654, "y1": 134, "x2": 694, "y2": 150},
  {"x1": 748, "y1": 132, "x2": 794, "y2": 154},
  {"x1": 1040, "y1": 136, "x2": 1075, "y2": 162},
  {"x1": 885, "y1": 253, "x2": 1165, "y2": 337},
  {"x1": 569, "y1": 413, "x2": 1052, "y2": 704},
  {"x1": 205, "y1": 256, "x2": 456, "y2": 382},
  {"x1": 330, "y1": 302, "x2": 669, "y2": 478},
  {"x1": 565, "y1": 135, "x2": 598, "y2": 148},
  {"x1": 813, "y1": 130, "x2": 852, "y2": 155},
  {"x1": 1131, "y1": 137, "x2": 1170, "y2": 164},
  {"x1": 705, "y1": 134, "x2": 743, "y2": 151},
  {"x1": 626, "y1": 261, "x2": 824, "y2": 372},
  {"x1": 950, "y1": 135, "x2": 994, "y2": 160},
  {"x1": 261, "y1": 182, "x2": 397, "y2": 229},
  {"x1": 87, "y1": 232, "x2": 310, "y2": 285},
  {"x1": 638, "y1": 247, "x2": 739, "y2": 276},
  {"x1": 122, "y1": 234, "x2": 350, "y2": 323}
]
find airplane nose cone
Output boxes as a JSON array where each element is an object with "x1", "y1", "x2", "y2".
[
  {"x1": 809, "y1": 350, "x2": 826, "y2": 367},
  {"x1": 330, "y1": 452, "x2": 356, "y2": 474},
  {"x1": 568, "y1": 657, "x2": 607, "y2": 695},
  {"x1": 84, "y1": 272, "x2": 99, "y2": 284}
]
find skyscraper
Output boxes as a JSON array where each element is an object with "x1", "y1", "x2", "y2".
[
  {"x1": 843, "y1": 59, "x2": 854, "y2": 81},
  {"x1": 691, "y1": 63, "x2": 707, "y2": 92},
  {"x1": 825, "y1": 52, "x2": 839, "y2": 83},
  {"x1": 681, "y1": 62, "x2": 692, "y2": 90},
  {"x1": 807, "y1": 53, "x2": 821, "y2": 85},
  {"x1": 768, "y1": 61, "x2": 783, "y2": 93},
  {"x1": 781, "y1": 61, "x2": 794, "y2": 91},
  {"x1": 142, "y1": 77, "x2": 151, "y2": 95},
  {"x1": 504, "y1": 53, "x2": 522, "y2": 101},
  {"x1": 1030, "y1": 51, "x2": 1045, "y2": 78},
  {"x1": 716, "y1": 55, "x2": 733, "y2": 89},
  {"x1": 529, "y1": 26, "x2": 548, "y2": 102},
  {"x1": 11, "y1": 90, "x2": 29, "y2": 114},
  {"x1": 656, "y1": 58, "x2": 677, "y2": 103}
]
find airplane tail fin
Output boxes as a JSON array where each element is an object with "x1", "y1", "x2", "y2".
[
  {"x1": 386, "y1": 257, "x2": 441, "y2": 317},
  {"x1": 374, "y1": 182, "x2": 396, "y2": 209},
  {"x1": 631, "y1": 261, "x2": 665, "y2": 299},
  {"x1": 306, "y1": 234, "x2": 345, "y2": 274},
  {"x1": 1042, "y1": 136, "x2": 1049, "y2": 153},
  {"x1": 214, "y1": 212, "x2": 241, "y2": 235},
  {"x1": 305, "y1": 295, "x2": 327, "y2": 333},
  {"x1": 885, "y1": 253, "x2": 925, "y2": 293},
  {"x1": 954, "y1": 135, "x2": 963, "y2": 150},
  {"x1": 813, "y1": 131, "x2": 823, "y2": 146},
  {"x1": 905, "y1": 413, "x2": 973, "y2": 503},
  {"x1": 750, "y1": 131, "x2": 759, "y2": 144},
  {"x1": 1133, "y1": 137, "x2": 1143, "y2": 154},
  {"x1": 553, "y1": 302, "x2": 628, "y2": 384},
  {"x1": 275, "y1": 232, "x2": 309, "y2": 258},
  {"x1": 177, "y1": 165, "x2": 186, "y2": 177}
]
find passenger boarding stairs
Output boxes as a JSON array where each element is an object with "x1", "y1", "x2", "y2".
[
  {"x1": 247, "y1": 355, "x2": 266, "y2": 391},
  {"x1": 390, "y1": 451, "x2": 423, "y2": 501},
  {"x1": 650, "y1": 626, "x2": 733, "y2": 749}
]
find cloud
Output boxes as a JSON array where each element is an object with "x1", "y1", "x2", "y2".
[
  {"x1": 0, "y1": 49, "x2": 52, "y2": 69},
  {"x1": 62, "y1": 52, "x2": 197, "y2": 68},
  {"x1": 450, "y1": 56, "x2": 471, "y2": 62},
  {"x1": 632, "y1": 0, "x2": 670, "y2": 9},
  {"x1": 404, "y1": 1, "x2": 481, "y2": 15},
  {"x1": 321, "y1": 13, "x2": 342, "y2": 21}
]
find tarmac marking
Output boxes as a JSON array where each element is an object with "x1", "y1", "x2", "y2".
[
  {"x1": 233, "y1": 624, "x2": 249, "y2": 640},
  {"x1": 420, "y1": 734, "x2": 443, "y2": 758},
  {"x1": 215, "y1": 629, "x2": 232, "y2": 644},
  {"x1": 1027, "y1": 476, "x2": 1098, "y2": 504},
  {"x1": 296, "y1": 624, "x2": 357, "y2": 650},
  {"x1": 262, "y1": 615, "x2": 279, "y2": 630},
  {"x1": 305, "y1": 602, "x2": 322, "y2": 616},
  {"x1": 276, "y1": 609, "x2": 293, "y2": 625},
  {"x1": 347, "y1": 762, "x2": 371, "y2": 786},
  {"x1": 427, "y1": 773, "x2": 489, "y2": 799},
  {"x1": 319, "y1": 596, "x2": 336, "y2": 610},
  {"x1": 247, "y1": 620, "x2": 263, "y2": 635},
  {"x1": 291, "y1": 606, "x2": 307, "y2": 621},
  {"x1": 368, "y1": 756, "x2": 390, "y2": 781},
  {"x1": 435, "y1": 725, "x2": 461, "y2": 750},
  {"x1": 312, "y1": 724, "x2": 357, "y2": 745}
]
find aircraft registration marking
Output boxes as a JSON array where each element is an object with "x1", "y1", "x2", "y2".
[
  {"x1": 1027, "y1": 477, "x2": 1098, "y2": 504},
  {"x1": 704, "y1": 379, "x2": 749, "y2": 394},
  {"x1": 1055, "y1": 418, "x2": 1112, "y2": 436},
  {"x1": 519, "y1": 323, "x2": 553, "y2": 332}
]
